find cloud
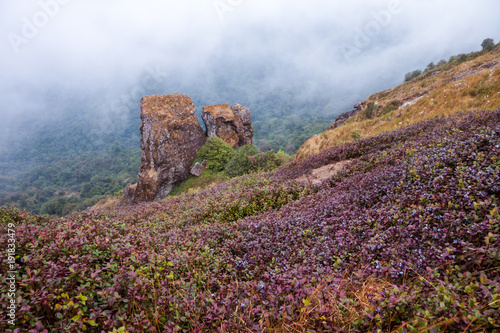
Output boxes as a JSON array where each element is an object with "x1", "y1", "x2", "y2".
[{"x1": 0, "y1": 0, "x2": 499, "y2": 127}]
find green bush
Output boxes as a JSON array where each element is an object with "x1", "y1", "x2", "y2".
[
  {"x1": 365, "y1": 102, "x2": 377, "y2": 119},
  {"x1": 224, "y1": 145, "x2": 259, "y2": 178},
  {"x1": 196, "y1": 137, "x2": 236, "y2": 172},
  {"x1": 40, "y1": 199, "x2": 64, "y2": 215},
  {"x1": 404, "y1": 69, "x2": 422, "y2": 82},
  {"x1": 350, "y1": 129, "x2": 362, "y2": 140},
  {"x1": 248, "y1": 150, "x2": 291, "y2": 173},
  {"x1": 382, "y1": 100, "x2": 403, "y2": 115}
]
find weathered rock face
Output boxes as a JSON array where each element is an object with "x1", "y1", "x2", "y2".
[
  {"x1": 202, "y1": 103, "x2": 253, "y2": 148},
  {"x1": 202, "y1": 104, "x2": 239, "y2": 147},
  {"x1": 118, "y1": 184, "x2": 137, "y2": 206},
  {"x1": 133, "y1": 94, "x2": 206, "y2": 203},
  {"x1": 231, "y1": 104, "x2": 253, "y2": 146}
]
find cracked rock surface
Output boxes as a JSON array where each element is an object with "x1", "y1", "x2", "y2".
[
  {"x1": 202, "y1": 103, "x2": 253, "y2": 148},
  {"x1": 132, "y1": 94, "x2": 206, "y2": 203}
]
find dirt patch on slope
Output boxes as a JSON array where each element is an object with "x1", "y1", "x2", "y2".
[{"x1": 296, "y1": 160, "x2": 350, "y2": 185}]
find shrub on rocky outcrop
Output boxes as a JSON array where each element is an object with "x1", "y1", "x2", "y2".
[{"x1": 196, "y1": 137, "x2": 236, "y2": 172}]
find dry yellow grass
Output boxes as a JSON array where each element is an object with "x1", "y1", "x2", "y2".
[
  {"x1": 296, "y1": 48, "x2": 500, "y2": 159},
  {"x1": 91, "y1": 196, "x2": 121, "y2": 212}
]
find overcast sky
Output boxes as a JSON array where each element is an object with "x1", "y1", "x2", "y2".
[{"x1": 1, "y1": 0, "x2": 499, "y2": 124}]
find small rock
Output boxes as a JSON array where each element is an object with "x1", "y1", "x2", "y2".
[
  {"x1": 117, "y1": 184, "x2": 137, "y2": 206},
  {"x1": 190, "y1": 160, "x2": 207, "y2": 177},
  {"x1": 329, "y1": 108, "x2": 358, "y2": 130}
]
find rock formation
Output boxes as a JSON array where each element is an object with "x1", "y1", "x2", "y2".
[
  {"x1": 120, "y1": 96, "x2": 254, "y2": 205},
  {"x1": 131, "y1": 94, "x2": 207, "y2": 203},
  {"x1": 202, "y1": 103, "x2": 253, "y2": 148}
]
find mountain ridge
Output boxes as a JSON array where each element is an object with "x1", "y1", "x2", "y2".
[{"x1": 296, "y1": 44, "x2": 500, "y2": 159}]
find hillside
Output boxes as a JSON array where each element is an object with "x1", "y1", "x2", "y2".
[
  {"x1": 1, "y1": 108, "x2": 499, "y2": 332},
  {"x1": 296, "y1": 45, "x2": 500, "y2": 159}
]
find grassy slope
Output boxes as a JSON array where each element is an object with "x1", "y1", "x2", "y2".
[
  {"x1": 296, "y1": 46, "x2": 500, "y2": 159},
  {"x1": 1, "y1": 109, "x2": 499, "y2": 332}
]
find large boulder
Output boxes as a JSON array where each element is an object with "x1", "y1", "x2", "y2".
[
  {"x1": 202, "y1": 103, "x2": 253, "y2": 148},
  {"x1": 133, "y1": 94, "x2": 206, "y2": 203}
]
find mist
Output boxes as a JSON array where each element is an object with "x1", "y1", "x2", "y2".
[{"x1": 1, "y1": 0, "x2": 500, "y2": 153}]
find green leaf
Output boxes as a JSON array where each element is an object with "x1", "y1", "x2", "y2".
[
  {"x1": 490, "y1": 207, "x2": 498, "y2": 217},
  {"x1": 77, "y1": 293, "x2": 88, "y2": 304}
]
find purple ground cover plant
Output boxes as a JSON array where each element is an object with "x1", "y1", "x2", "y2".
[{"x1": 1, "y1": 109, "x2": 499, "y2": 332}]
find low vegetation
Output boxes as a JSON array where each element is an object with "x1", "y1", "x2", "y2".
[
  {"x1": 170, "y1": 137, "x2": 292, "y2": 196},
  {"x1": 405, "y1": 38, "x2": 498, "y2": 82},
  {"x1": 1, "y1": 109, "x2": 499, "y2": 332}
]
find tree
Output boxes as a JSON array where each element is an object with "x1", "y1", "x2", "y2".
[
  {"x1": 109, "y1": 140, "x2": 123, "y2": 154},
  {"x1": 404, "y1": 69, "x2": 422, "y2": 82},
  {"x1": 196, "y1": 137, "x2": 236, "y2": 172},
  {"x1": 481, "y1": 38, "x2": 495, "y2": 51},
  {"x1": 457, "y1": 54, "x2": 468, "y2": 63},
  {"x1": 40, "y1": 198, "x2": 64, "y2": 215}
]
